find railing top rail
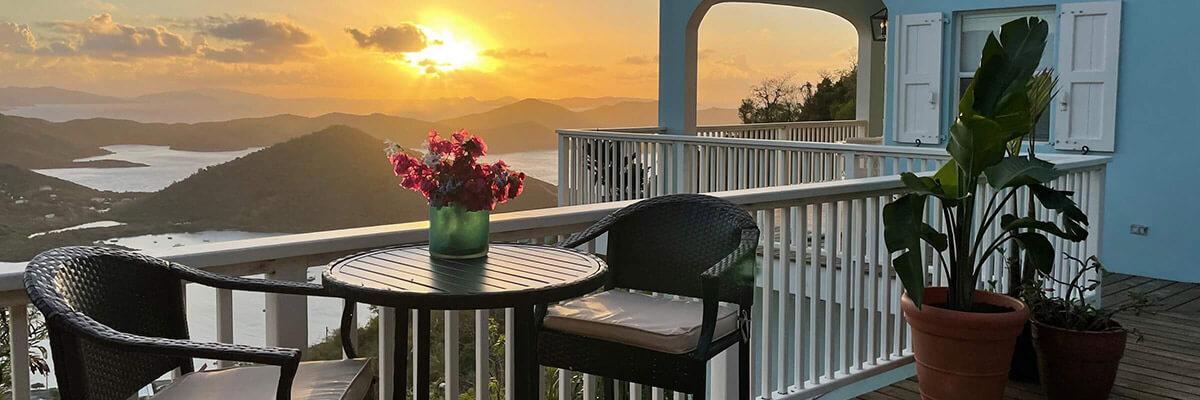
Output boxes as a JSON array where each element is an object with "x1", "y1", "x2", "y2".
[
  {"x1": 559, "y1": 129, "x2": 947, "y2": 156},
  {"x1": 558, "y1": 128, "x2": 1111, "y2": 169},
  {"x1": 696, "y1": 120, "x2": 867, "y2": 130}
]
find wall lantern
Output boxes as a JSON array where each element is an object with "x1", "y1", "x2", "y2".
[{"x1": 871, "y1": 8, "x2": 888, "y2": 41}]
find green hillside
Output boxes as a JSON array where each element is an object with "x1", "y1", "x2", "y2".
[{"x1": 113, "y1": 125, "x2": 558, "y2": 233}]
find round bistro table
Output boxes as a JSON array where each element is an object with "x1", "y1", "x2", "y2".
[{"x1": 322, "y1": 243, "x2": 608, "y2": 400}]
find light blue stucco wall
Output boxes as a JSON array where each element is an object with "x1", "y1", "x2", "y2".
[{"x1": 882, "y1": 0, "x2": 1200, "y2": 282}]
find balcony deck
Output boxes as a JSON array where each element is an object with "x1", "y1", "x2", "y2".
[{"x1": 861, "y1": 273, "x2": 1200, "y2": 400}]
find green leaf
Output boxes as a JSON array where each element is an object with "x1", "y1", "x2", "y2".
[
  {"x1": 947, "y1": 114, "x2": 1011, "y2": 179},
  {"x1": 883, "y1": 193, "x2": 947, "y2": 308},
  {"x1": 1001, "y1": 214, "x2": 1087, "y2": 241},
  {"x1": 1011, "y1": 232, "x2": 1055, "y2": 275},
  {"x1": 1030, "y1": 184, "x2": 1089, "y2": 226},
  {"x1": 933, "y1": 160, "x2": 960, "y2": 199},
  {"x1": 984, "y1": 157, "x2": 1061, "y2": 189},
  {"x1": 972, "y1": 18, "x2": 1050, "y2": 117}
]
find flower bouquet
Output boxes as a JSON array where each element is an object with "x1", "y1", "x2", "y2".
[{"x1": 387, "y1": 129, "x2": 526, "y2": 259}]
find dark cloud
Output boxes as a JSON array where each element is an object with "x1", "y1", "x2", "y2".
[
  {"x1": 699, "y1": 48, "x2": 716, "y2": 60},
  {"x1": 38, "y1": 13, "x2": 194, "y2": 59},
  {"x1": 345, "y1": 23, "x2": 430, "y2": 53},
  {"x1": 200, "y1": 16, "x2": 324, "y2": 64},
  {"x1": 0, "y1": 22, "x2": 37, "y2": 53},
  {"x1": 480, "y1": 48, "x2": 547, "y2": 59}
]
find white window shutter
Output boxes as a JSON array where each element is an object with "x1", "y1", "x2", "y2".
[
  {"x1": 894, "y1": 13, "x2": 944, "y2": 145},
  {"x1": 1055, "y1": 1, "x2": 1121, "y2": 152}
]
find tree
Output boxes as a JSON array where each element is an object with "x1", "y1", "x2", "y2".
[
  {"x1": 738, "y1": 62, "x2": 859, "y2": 124},
  {"x1": 797, "y1": 64, "x2": 857, "y2": 121},
  {"x1": 737, "y1": 75, "x2": 804, "y2": 123}
]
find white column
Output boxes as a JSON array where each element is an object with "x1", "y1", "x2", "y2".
[{"x1": 857, "y1": 30, "x2": 887, "y2": 138}]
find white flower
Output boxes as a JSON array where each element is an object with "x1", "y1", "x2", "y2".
[{"x1": 423, "y1": 151, "x2": 441, "y2": 166}]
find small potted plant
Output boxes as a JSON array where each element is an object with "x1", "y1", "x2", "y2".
[
  {"x1": 1023, "y1": 255, "x2": 1154, "y2": 400},
  {"x1": 386, "y1": 129, "x2": 526, "y2": 259},
  {"x1": 882, "y1": 17, "x2": 1089, "y2": 400}
]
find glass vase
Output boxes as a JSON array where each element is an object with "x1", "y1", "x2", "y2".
[{"x1": 428, "y1": 203, "x2": 490, "y2": 259}]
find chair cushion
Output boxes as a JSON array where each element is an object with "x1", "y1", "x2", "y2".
[
  {"x1": 153, "y1": 358, "x2": 373, "y2": 400},
  {"x1": 544, "y1": 290, "x2": 740, "y2": 354}
]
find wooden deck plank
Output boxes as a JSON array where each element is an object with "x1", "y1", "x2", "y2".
[{"x1": 868, "y1": 273, "x2": 1200, "y2": 399}]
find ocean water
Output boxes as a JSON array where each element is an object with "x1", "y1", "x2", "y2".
[
  {"x1": 481, "y1": 149, "x2": 558, "y2": 184},
  {"x1": 27, "y1": 220, "x2": 126, "y2": 239},
  {"x1": 33, "y1": 145, "x2": 262, "y2": 192}
]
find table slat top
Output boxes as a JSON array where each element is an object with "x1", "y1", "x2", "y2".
[{"x1": 322, "y1": 243, "x2": 607, "y2": 309}]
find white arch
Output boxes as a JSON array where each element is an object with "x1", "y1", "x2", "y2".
[{"x1": 659, "y1": 0, "x2": 886, "y2": 136}]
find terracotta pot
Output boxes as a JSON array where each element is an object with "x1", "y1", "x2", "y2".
[
  {"x1": 1008, "y1": 321, "x2": 1040, "y2": 382},
  {"x1": 901, "y1": 287, "x2": 1029, "y2": 400},
  {"x1": 1032, "y1": 319, "x2": 1127, "y2": 400}
]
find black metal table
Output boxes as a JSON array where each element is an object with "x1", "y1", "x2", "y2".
[{"x1": 322, "y1": 243, "x2": 608, "y2": 400}]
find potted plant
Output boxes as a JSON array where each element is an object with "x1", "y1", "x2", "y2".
[
  {"x1": 1023, "y1": 255, "x2": 1154, "y2": 400},
  {"x1": 386, "y1": 129, "x2": 526, "y2": 259},
  {"x1": 882, "y1": 17, "x2": 1089, "y2": 399}
]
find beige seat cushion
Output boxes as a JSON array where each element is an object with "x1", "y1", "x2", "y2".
[
  {"x1": 544, "y1": 290, "x2": 740, "y2": 354},
  {"x1": 153, "y1": 358, "x2": 373, "y2": 400}
]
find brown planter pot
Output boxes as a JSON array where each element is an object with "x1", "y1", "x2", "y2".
[
  {"x1": 1031, "y1": 319, "x2": 1127, "y2": 400},
  {"x1": 901, "y1": 287, "x2": 1029, "y2": 400}
]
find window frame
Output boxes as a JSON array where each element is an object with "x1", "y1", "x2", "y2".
[{"x1": 952, "y1": 6, "x2": 1058, "y2": 143}]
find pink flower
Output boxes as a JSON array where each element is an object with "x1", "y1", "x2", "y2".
[{"x1": 383, "y1": 131, "x2": 525, "y2": 212}]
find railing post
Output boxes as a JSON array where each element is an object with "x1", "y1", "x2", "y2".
[
  {"x1": 445, "y1": 310, "x2": 460, "y2": 399},
  {"x1": 1088, "y1": 166, "x2": 1108, "y2": 305},
  {"x1": 558, "y1": 134, "x2": 569, "y2": 206},
  {"x1": 843, "y1": 151, "x2": 859, "y2": 179},
  {"x1": 671, "y1": 142, "x2": 694, "y2": 194},
  {"x1": 265, "y1": 261, "x2": 308, "y2": 350},
  {"x1": 708, "y1": 345, "x2": 740, "y2": 399},
  {"x1": 216, "y1": 288, "x2": 234, "y2": 368},
  {"x1": 379, "y1": 307, "x2": 396, "y2": 399},
  {"x1": 10, "y1": 305, "x2": 29, "y2": 400}
]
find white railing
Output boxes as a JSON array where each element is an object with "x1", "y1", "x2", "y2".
[
  {"x1": 0, "y1": 153, "x2": 1108, "y2": 400},
  {"x1": 697, "y1": 120, "x2": 868, "y2": 143},
  {"x1": 557, "y1": 129, "x2": 950, "y2": 206}
]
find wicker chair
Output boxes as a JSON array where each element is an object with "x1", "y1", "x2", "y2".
[
  {"x1": 537, "y1": 194, "x2": 759, "y2": 400},
  {"x1": 24, "y1": 246, "x2": 372, "y2": 400}
]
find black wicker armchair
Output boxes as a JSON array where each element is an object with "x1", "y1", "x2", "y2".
[
  {"x1": 537, "y1": 194, "x2": 758, "y2": 400},
  {"x1": 24, "y1": 246, "x2": 372, "y2": 400}
]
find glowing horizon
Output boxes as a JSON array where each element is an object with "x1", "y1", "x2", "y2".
[{"x1": 0, "y1": 1, "x2": 858, "y2": 108}]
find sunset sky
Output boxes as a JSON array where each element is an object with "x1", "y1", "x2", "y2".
[{"x1": 0, "y1": 0, "x2": 857, "y2": 107}]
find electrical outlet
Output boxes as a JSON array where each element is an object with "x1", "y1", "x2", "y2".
[{"x1": 1130, "y1": 224, "x2": 1149, "y2": 236}]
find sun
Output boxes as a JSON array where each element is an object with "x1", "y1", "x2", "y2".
[{"x1": 404, "y1": 27, "x2": 483, "y2": 75}]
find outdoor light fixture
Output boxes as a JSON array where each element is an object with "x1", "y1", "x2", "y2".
[{"x1": 871, "y1": 8, "x2": 888, "y2": 41}]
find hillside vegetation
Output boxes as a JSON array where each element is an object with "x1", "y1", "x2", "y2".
[
  {"x1": 1, "y1": 92, "x2": 739, "y2": 169},
  {"x1": 112, "y1": 126, "x2": 558, "y2": 233}
]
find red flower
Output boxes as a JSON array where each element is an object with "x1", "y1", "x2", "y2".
[{"x1": 384, "y1": 130, "x2": 526, "y2": 212}]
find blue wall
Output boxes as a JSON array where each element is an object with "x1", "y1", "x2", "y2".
[{"x1": 882, "y1": 0, "x2": 1200, "y2": 281}]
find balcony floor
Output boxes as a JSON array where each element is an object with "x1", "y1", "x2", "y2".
[{"x1": 860, "y1": 273, "x2": 1200, "y2": 400}]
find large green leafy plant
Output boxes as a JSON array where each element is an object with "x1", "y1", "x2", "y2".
[{"x1": 883, "y1": 17, "x2": 1089, "y2": 311}]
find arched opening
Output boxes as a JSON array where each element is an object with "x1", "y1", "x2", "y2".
[
  {"x1": 658, "y1": 0, "x2": 886, "y2": 138},
  {"x1": 697, "y1": 3, "x2": 859, "y2": 125}
]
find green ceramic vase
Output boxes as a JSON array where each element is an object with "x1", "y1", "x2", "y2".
[{"x1": 428, "y1": 203, "x2": 490, "y2": 259}]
